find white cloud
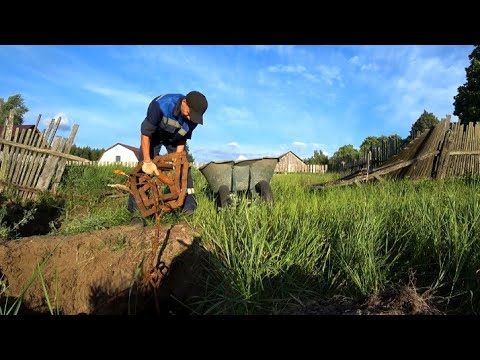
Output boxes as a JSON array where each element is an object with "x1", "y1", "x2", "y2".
[
  {"x1": 383, "y1": 51, "x2": 468, "y2": 130},
  {"x1": 292, "y1": 141, "x2": 306, "y2": 149},
  {"x1": 228, "y1": 142, "x2": 239, "y2": 148},
  {"x1": 360, "y1": 63, "x2": 379, "y2": 71},
  {"x1": 348, "y1": 54, "x2": 378, "y2": 72},
  {"x1": 253, "y1": 45, "x2": 296, "y2": 56},
  {"x1": 220, "y1": 106, "x2": 255, "y2": 126},
  {"x1": 83, "y1": 85, "x2": 151, "y2": 106},
  {"x1": 302, "y1": 73, "x2": 320, "y2": 82},
  {"x1": 42, "y1": 112, "x2": 72, "y2": 131},
  {"x1": 236, "y1": 155, "x2": 247, "y2": 161},
  {"x1": 349, "y1": 56, "x2": 360, "y2": 65},
  {"x1": 316, "y1": 65, "x2": 342, "y2": 85},
  {"x1": 268, "y1": 65, "x2": 306, "y2": 74}
]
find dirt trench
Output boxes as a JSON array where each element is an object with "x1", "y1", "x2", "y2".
[{"x1": 0, "y1": 221, "x2": 202, "y2": 315}]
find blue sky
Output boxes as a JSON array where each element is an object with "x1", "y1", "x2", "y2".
[{"x1": 0, "y1": 45, "x2": 474, "y2": 163}]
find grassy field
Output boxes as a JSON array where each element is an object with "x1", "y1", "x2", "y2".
[
  {"x1": 2, "y1": 165, "x2": 480, "y2": 314},
  {"x1": 188, "y1": 172, "x2": 480, "y2": 314}
]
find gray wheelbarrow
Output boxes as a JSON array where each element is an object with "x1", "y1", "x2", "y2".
[{"x1": 199, "y1": 157, "x2": 279, "y2": 208}]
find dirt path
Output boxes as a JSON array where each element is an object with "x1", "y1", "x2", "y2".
[{"x1": 0, "y1": 222, "x2": 200, "y2": 315}]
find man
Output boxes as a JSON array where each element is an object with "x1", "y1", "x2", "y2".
[{"x1": 128, "y1": 90, "x2": 208, "y2": 225}]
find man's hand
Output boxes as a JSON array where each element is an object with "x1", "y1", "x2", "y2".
[{"x1": 142, "y1": 160, "x2": 160, "y2": 175}]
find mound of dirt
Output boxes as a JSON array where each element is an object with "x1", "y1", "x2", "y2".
[{"x1": 0, "y1": 221, "x2": 200, "y2": 315}]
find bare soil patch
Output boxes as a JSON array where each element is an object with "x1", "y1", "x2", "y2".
[{"x1": 0, "y1": 221, "x2": 201, "y2": 315}]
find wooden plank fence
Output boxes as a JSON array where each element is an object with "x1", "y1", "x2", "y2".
[
  {"x1": 329, "y1": 137, "x2": 404, "y2": 173},
  {"x1": 316, "y1": 115, "x2": 480, "y2": 189},
  {"x1": 437, "y1": 120, "x2": 480, "y2": 178},
  {"x1": 275, "y1": 164, "x2": 328, "y2": 174},
  {"x1": 191, "y1": 161, "x2": 328, "y2": 174},
  {"x1": 0, "y1": 110, "x2": 89, "y2": 201},
  {"x1": 66, "y1": 160, "x2": 139, "y2": 167}
]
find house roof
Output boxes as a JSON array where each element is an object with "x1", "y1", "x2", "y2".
[
  {"x1": 279, "y1": 151, "x2": 306, "y2": 164},
  {"x1": 102, "y1": 142, "x2": 141, "y2": 160},
  {"x1": 0, "y1": 124, "x2": 42, "y2": 141}
]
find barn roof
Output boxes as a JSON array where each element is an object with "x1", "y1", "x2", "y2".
[{"x1": 279, "y1": 151, "x2": 306, "y2": 164}]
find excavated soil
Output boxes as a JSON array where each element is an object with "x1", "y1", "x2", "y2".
[{"x1": 0, "y1": 221, "x2": 202, "y2": 315}]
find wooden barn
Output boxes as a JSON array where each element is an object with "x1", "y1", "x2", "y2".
[
  {"x1": 275, "y1": 151, "x2": 307, "y2": 173},
  {"x1": 274, "y1": 151, "x2": 328, "y2": 174}
]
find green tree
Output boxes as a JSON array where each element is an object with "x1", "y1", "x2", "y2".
[
  {"x1": 329, "y1": 144, "x2": 359, "y2": 171},
  {"x1": 359, "y1": 136, "x2": 382, "y2": 154},
  {"x1": 453, "y1": 45, "x2": 480, "y2": 124},
  {"x1": 185, "y1": 143, "x2": 195, "y2": 163},
  {"x1": 360, "y1": 134, "x2": 405, "y2": 154},
  {"x1": 0, "y1": 94, "x2": 29, "y2": 125},
  {"x1": 409, "y1": 110, "x2": 439, "y2": 140},
  {"x1": 330, "y1": 144, "x2": 359, "y2": 162},
  {"x1": 388, "y1": 134, "x2": 403, "y2": 142},
  {"x1": 304, "y1": 149, "x2": 328, "y2": 165},
  {"x1": 70, "y1": 144, "x2": 105, "y2": 161}
]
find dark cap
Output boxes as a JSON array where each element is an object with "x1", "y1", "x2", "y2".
[{"x1": 186, "y1": 91, "x2": 208, "y2": 125}]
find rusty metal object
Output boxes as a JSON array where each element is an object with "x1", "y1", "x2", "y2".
[
  {"x1": 120, "y1": 152, "x2": 189, "y2": 292},
  {"x1": 147, "y1": 212, "x2": 170, "y2": 289},
  {"x1": 127, "y1": 152, "x2": 189, "y2": 218}
]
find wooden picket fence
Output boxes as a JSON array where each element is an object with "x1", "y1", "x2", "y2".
[
  {"x1": 0, "y1": 110, "x2": 89, "y2": 201},
  {"x1": 66, "y1": 160, "x2": 139, "y2": 167}
]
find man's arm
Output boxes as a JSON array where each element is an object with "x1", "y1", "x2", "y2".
[
  {"x1": 140, "y1": 134, "x2": 159, "y2": 175},
  {"x1": 141, "y1": 134, "x2": 152, "y2": 161},
  {"x1": 176, "y1": 141, "x2": 186, "y2": 153},
  {"x1": 140, "y1": 99, "x2": 163, "y2": 161}
]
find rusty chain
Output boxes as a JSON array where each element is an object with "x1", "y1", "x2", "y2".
[
  {"x1": 146, "y1": 176, "x2": 169, "y2": 289},
  {"x1": 119, "y1": 152, "x2": 188, "y2": 298}
]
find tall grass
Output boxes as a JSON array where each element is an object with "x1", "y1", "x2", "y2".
[
  {"x1": 54, "y1": 164, "x2": 187, "y2": 234},
  {"x1": 190, "y1": 173, "x2": 480, "y2": 314},
  {"x1": 32, "y1": 165, "x2": 480, "y2": 314},
  {"x1": 54, "y1": 164, "x2": 135, "y2": 234}
]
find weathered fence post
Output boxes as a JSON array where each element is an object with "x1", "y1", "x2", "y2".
[{"x1": 0, "y1": 110, "x2": 15, "y2": 180}]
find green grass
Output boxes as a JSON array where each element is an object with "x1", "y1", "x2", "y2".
[
  {"x1": 54, "y1": 164, "x2": 136, "y2": 234},
  {"x1": 188, "y1": 173, "x2": 480, "y2": 314},
  {"x1": 54, "y1": 164, "x2": 190, "y2": 234},
  {"x1": 5, "y1": 163, "x2": 480, "y2": 315}
]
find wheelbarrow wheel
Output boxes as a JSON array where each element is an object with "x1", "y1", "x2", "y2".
[
  {"x1": 216, "y1": 185, "x2": 232, "y2": 208},
  {"x1": 255, "y1": 180, "x2": 273, "y2": 204}
]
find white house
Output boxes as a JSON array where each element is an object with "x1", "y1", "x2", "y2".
[{"x1": 98, "y1": 143, "x2": 140, "y2": 165}]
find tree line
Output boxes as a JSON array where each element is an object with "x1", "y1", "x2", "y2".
[{"x1": 69, "y1": 144, "x2": 105, "y2": 161}]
